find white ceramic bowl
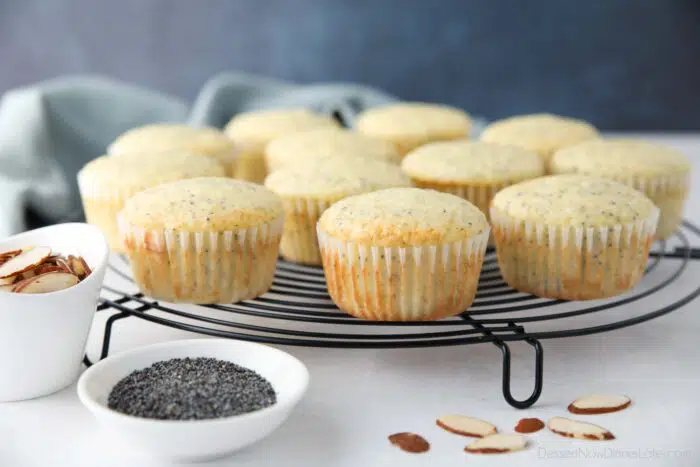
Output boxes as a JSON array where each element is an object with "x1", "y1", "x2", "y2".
[
  {"x1": 0, "y1": 223, "x2": 109, "y2": 402},
  {"x1": 77, "y1": 338, "x2": 310, "y2": 462}
]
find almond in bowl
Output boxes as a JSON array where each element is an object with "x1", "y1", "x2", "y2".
[
  {"x1": 0, "y1": 246, "x2": 92, "y2": 294},
  {"x1": 0, "y1": 223, "x2": 109, "y2": 402}
]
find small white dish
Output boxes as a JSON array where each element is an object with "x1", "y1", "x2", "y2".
[
  {"x1": 77, "y1": 338, "x2": 310, "y2": 462},
  {"x1": 0, "y1": 223, "x2": 109, "y2": 402}
]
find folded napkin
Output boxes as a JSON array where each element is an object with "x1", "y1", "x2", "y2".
[{"x1": 0, "y1": 72, "x2": 397, "y2": 237}]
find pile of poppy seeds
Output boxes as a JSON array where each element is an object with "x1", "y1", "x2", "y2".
[{"x1": 107, "y1": 357, "x2": 277, "y2": 420}]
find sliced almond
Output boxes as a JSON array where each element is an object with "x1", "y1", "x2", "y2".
[
  {"x1": 21, "y1": 269, "x2": 36, "y2": 280},
  {"x1": 0, "y1": 246, "x2": 51, "y2": 279},
  {"x1": 388, "y1": 432, "x2": 430, "y2": 453},
  {"x1": 68, "y1": 255, "x2": 91, "y2": 279},
  {"x1": 78, "y1": 256, "x2": 92, "y2": 277},
  {"x1": 514, "y1": 417, "x2": 545, "y2": 433},
  {"x1": 568, "y1": 395, "x2": 631, "y2": 415},
  {"x1": 13, "y1": 272, "x2": 79, "y2": 294},
  {"x1": 33, "y1": 264, "x2": 66, "y2": 276},
  {"x1": 11, "y1": 275, "x2": 34, "y2": 292},
  {"x1": 0, "y1": 276, "x2": 15, "y2": 286},
  {"x1": 54, "y1": 258, "x2": 73, "y2": 273},
  {"x1": 464, "y1": 434, "x2": 527, "y2": 454},
  {"x1": 547, "y1": 417, "x2": 614, "y2": 441},
  {"x1": 436, "y1": 415, "x2": 497, "y2": 438},
  {"x1": 0, "y1": 249, "x2": 22, "y2": 266}
]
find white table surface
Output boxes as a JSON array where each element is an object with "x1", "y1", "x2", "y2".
[{"x1": 2, "y1": 134, "x2": 700, "y2": 467}]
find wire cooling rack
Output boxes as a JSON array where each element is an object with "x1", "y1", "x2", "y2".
[{"x1": 88, "y1": 220, "x2": 700, "y2": 408}]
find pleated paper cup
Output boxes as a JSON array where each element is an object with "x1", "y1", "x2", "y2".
[
  {"x1": 279, "y1": 198, "x2": 332, "y2": 265},
  {"x1": 77, "y1": 179, "x2": 133, "y2": 253},
  {"x1": 490, "y1": 207, "x2": 660, "y2": 300},
  {"x1": 317, "y1": 229, "x2": 490, "y2": 321},
  {"x1": 616, "y1": 173, "x2": 689, "y2": 240},
  {"x1": 118, "y1": 215, "x2": 284, "y2": 304}
]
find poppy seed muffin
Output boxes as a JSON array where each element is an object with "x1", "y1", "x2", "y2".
[
  {"x1": 265, "y1": 158, "x2": 411, "y2": 265},
  {"x1": 118, "y1": 177, "x2": 284, "y2": 304},
  {"x1": 317, "y1": 188, "x2": 489, "y2": 321},
  {"x1": 550, "y1": 139, "x2": 690, "y2": 239},
  {"x1": 77, "y1": 153, "x2": 225, "y2": 251},
  {"x1": 490, "y1": 175, "x2": 659, "y2": 300},
  {"x1": 355, "y1": 102, "x2": 471, "y2": 156},
  {"x1": 107, "y1": 124, "x2": 237, "y2": 176},
  {"x1": 224, "y1": 109, "x2": 340, "y2": 183},
  {"x1": 265, "y1": 127, "x2": 400, "y2": 172},
  {"x1": 480, "y1": 113, "x2": 598, "y2": 165},
  {"x1": 401, "y1": 141, "x2": 544, "y2": 219}
]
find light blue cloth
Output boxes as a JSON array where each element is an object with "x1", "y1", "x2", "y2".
[{"x1": 0, "y1": 72, "x2": 397, "y2": 237}]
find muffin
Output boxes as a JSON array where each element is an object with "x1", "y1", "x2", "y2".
[
  {"x1": 265, "y1": 158, "x2": 412, "y2": 265},
  {"x1": 401, "y1": 141, "x2": 544, "y2": 219},
  {"x1": 77, "y1": 153, "x2": 225, "y2": 251},
  {"x1": 317, "y1": 188, "x2": 489, "y2": 321},
  {"x1": 224, "y1": 109, "x2": 340, "y2": 183},
  {"x1": 480, "y1": 113, "x2": 598, "y2": 165},
  {"x1": 355, "y1": 102, "x2": 471, "y2": 156},
  {"x1": 107, "y1": 124, "x2": 237, "y2": 176},
  {"x1": 265, "y1": 127, "x2": 400, "y2": 172},
  {"x1": 490, "y1": 175, "x2": 659, "y2": 300},
  {"x1": 550, "y1": 139, "x2": 690, "y2": 239},
  {"x1": 117, "y1": 178, "x2": 283, "y2": 304}
]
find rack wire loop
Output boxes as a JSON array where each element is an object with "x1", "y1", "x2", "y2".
[
  {"x1": 88, "y1": 220, "x2": 700, "y2": 408},
  {"x1": 497, "y1": 338, "x2": 544, "y2": 409}
]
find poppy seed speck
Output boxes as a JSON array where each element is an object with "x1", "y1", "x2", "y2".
[{"x1": 107, "y1": 357, "x2": 276, "y2": 420}]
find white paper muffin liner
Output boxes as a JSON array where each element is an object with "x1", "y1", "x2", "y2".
[
  {"x1": 118, "y1": 215, "x2": 284, "y2": 304},
  {"x1": 279, "y1": 198, "x2": 332, "y2": 265},
  {"x1": 490, "y1": 207, "x2": 660, "y2": 300},
  {"x1": 77, "y1": 173, "x2": 137, "y2": 252},
  {"x1": 317, "y1": 228, "x2": 490, "y2": 321},
  {"x1": 614, "y1": 172, "x2": 689, "y2": 239}
]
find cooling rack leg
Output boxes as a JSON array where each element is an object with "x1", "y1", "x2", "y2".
[
  {"x1": 99, "y1": 311, "x2": 131, "y2": 360},
  {"x1": 497, "y1": 338, "x2": 544, "y2": 409},
  {"x1": 82, "y1": 311, "x2": 129, "y2": 367}
]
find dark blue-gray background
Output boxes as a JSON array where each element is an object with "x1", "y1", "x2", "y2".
[{"x1": 1, "y1": 0, "x2": 698, "y2": 130}]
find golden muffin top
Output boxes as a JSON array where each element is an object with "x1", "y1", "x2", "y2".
[
  {"x1": 491, "y1": 174, "x2": 658, "y2": 227},
  {"x1": 402, "y1": 140, "x2": 545, "y2": 184},
  {"x1": 77, "y1": 152, "x2": 225, "y2": 198},
  {"x1": 118, "y1": 177, "x2": 283, "y2": 231},
  {"x1": 265, "y1": 127, "x2": 400, "y2": 171},
  {"x1": 108, "y1": 124, "x2": 235, "y2": 161},
  {"x1": 224, "y1": 109, "x2": 339, "y2": 150},
  {"x1": 355, "y1": 102, "x2": 471, "y2": 153},
  {"x1": 318, "y1": 187, "x2": 488, "y2": 246},
  {"x1": 550, "y1": 139, "x2": 690, "y2": 178},
  {"x1": 264, "y1": 157, "x2": 411, "y2": 200},
  {"x1": 480, "y1": 113, "x2": 598, "y2": 159}
]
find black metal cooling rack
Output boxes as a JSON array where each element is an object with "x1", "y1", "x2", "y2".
[{"x1": 87, "y1": 220, "x2": 700, "y2": 409}]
